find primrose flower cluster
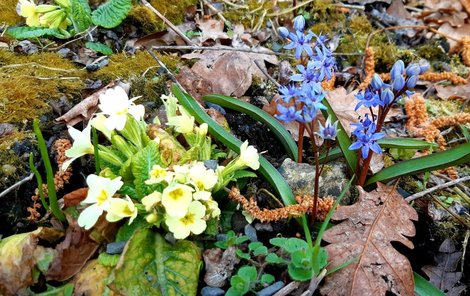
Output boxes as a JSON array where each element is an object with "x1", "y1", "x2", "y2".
[
  {"x1": 17, "y1": 0, "x2": 72, "y2": 30},
  {"x1": 276, "y1": 16, "x2": 338, "y2": 138},
  {"x1": 348, "y1": 60, "x2": 429, "y2": 159},
  {"x1": 64, "y1": 86, "x2": 260, "y2": 239}
]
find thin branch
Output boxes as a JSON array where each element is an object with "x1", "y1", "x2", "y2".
[
  {"x1": 333, "y1": 3, "x2": 365, "y2": 10},
  {"x1": 267, "y1": 0, "x2": 315, "y2": 16},
  {"x1": 46, "y1": 26, "x2": 98, "y2": 51},
  {"x1": 140, "y1": 0, "x2": 194, "y2": 45},
  {"x1": 253, "y1": 59, "x2": 281, "y2": 87},
  {"x1": 203, "y1": 0, "x2": 227, "y2": 23},
  {"x1": 0, "y1": 173, "x2": 34, "y2": 199},
  {"x1": 0, "y1": 62, "x2": 77, "y2": 73},
  {"x1": 405, "y1": 176, "x2": 470, "y2": 202}
]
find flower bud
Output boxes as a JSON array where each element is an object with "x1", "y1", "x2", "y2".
[
  {"x1": 278, "y1": 27, "x2": 289, "y2": 38},
  {"x1": 146, "y1": 213, "x2": 158, "y2": 224},
  {"x1": 380, "y1": 88, "x2": 394, "y2": 105},
  {"x1": 406, "y1": 75, "x2": 418, "y2": 89},
  {"x1": 370, "y1": 73, "x2": 383, "y2": 91},
  {"x1": 418, "y1": 60, "x2": 430, "y2": 74},
  {"x1": 111, "y1": 135, "x2": 135, "y2": 159},
  {"x1": 405, "y1": 63, "x2": 420, "y2": 76},
  {"x1": 35, "y1": 5, "x2": 59, "y2": 13},
  {"x1": 54, "y1": 0, "x2": 71, "y2": 9},
  {"x1": 293, "y1": 15, "x2": 305, "y2": 32},
  {"x1": 392, "y1": 75, "x2": 405, "y2": 91},
  {"x1": 390, "y1": 60, "x2": 405, "y2": 81}
]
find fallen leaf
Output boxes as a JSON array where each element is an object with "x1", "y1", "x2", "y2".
[
  {"x1": 46, "y1": 223, "x2": 99, "y2": 281},
  {"x1": 369, "y1": 153, "x2": 385, "y2": 174},
  {"x1": 387, "y1": 0, "x2": 411, "y2": 19},
  {"x1": 63, "y1": 187, "x2": 88, "y2": 207},
  {"x1": 437, "y1": 22, "x2": 470, "y2": 51},
  {"x1": 422, "y1": 239, "x2": 467, "y2": 296},
  {"x1": 321, "y1": 183, "x2": 418, "y2": 296},
  {"x1": 0, "y1": 228, "x2": 62, "y2": 296},
  {"x1": 55, "y1": 81, "x2": 130, "y2": 126},
  {"x1": 196, "y1": 18, "x2": 230, "y2": 44},
  {"x1": 461, "y1": 0, "x2": 470, "y2": 14},
  {"x1": 0, "y1": 123, "x2": 16, "y2": 138},
  {"x1": 435, "y1": 83, "x2": 470, "y2": 100},
  {"x1": 175, "y1": 66, "x2": 213, "y2": 102},
  {"x1": 203, "y1": 246, "x2": 241, "y2": 288},
  {"x1": 73, "y1": 259, "x2": 115, "y2": 296}
]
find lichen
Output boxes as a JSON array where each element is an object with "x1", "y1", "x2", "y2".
[{"x1": 0, "y1": 0, "x2": 23, "y2": 26}]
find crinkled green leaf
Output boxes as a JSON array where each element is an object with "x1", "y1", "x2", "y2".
[
  {"x1": 236, "y1": 249, "x2": 251, "y2": 260},
  {"x1": 232, "y1": 170, "x2": 258, "y2": 180},
  {"x1": 131, "y1": 141, "x2": 162, "y2": 198},
  {"x1": 112, "y1": 228, "x2": 202, "y2": 295},
  {"x1": 97, "y1": 253, "x2": 120, "y2": 267},
  {"x1": 261, "y1": 273, "x2": 275, "y2": 285},
  {"x1": 265, "y1": 253, "x2": 285, "y2": 264},
  {"x1": 70, "y1": 0, "x2": 92, "y2": 32},
  {"x1": 6, "y1": 26, "x2": 70, "y2": 39},
  {"x1": 85, "y1": 41, "x2": 113, "y2": 55},
  {"x1": 91, "y1": 0, "x2": 132, "y2": 28},
  {"x1": 115, "y1": 215, "x2": 147, "y2": 241},
  {"x1": 30, "y1": 283, "x2": 74, "y2": 296},
  {"x1": 248, "y1": 242, "x2": 263, "y2": 252}
]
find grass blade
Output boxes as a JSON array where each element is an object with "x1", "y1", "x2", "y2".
[
  {"x1": 321, "y1": 100, "x2": 357, "y2": 175},
  {"x1": 203, "y1": 94, "x2": 298, "y2": 161},
  {"x1": 365, "y1": 142, "x2": 470, "y2": 186},
  {"x1": 414, "y1": 272, "x2": 445, "y2": 296},
  {"x1": 172, "y1": 84, "x2": 296, "y2": 205},
  {"x1": 377, "y1": 138, "x2": 437, "y2": 149}
]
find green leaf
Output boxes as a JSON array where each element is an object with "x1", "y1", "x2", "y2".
[
  {"x1": 236, "y1": 249, "x2": 251, "y2": 260},
  {"x1": 112, "y1": 228, "x2": 202, "y2": 295},
  {"x1": 97, "y1": 253, "x2": 120, "y2": 267},
  {"x1": 414, "y1": 272, "x2": 446, "y2": 296},
  {"x1": 377, "y1": 138, "x2": 437, "y2": 149},
  {"x1": 70, "y1": 0, "x2": 92, "y2": 32},
  {"x1": 265, "y1": 253, "x2": 285, "y2": 264},
  {"x1": 321, "y1": 101, "x2": 357, "y2": 174},
  {"x1": 235, "y1": 235, "x2": 250, "y2": 245},
  {"x1": 229, "y1": 275, "x2": 250, "y2": 294},
  {"x1": 261, "y1": 273, "x2": 275, "y2": 285},
  {"x1": 269, "y1": 237, "x2": 288, "y2": 248},
  {"x1": 283, "y1": 238, "x2": 308, "y2": 253},
  {"x1": 232, "y1": 170, "x2": 258, "y2": 180},
  {"x1": 365, "y1": 143, "x2": 470, "y2": 186},
  {"x1": 85, "y1": 41, "x2": 113, "y2": 55},
  {"x1": 238, "y1": 265, "x2": 257, "y2": 282},
  {"x1": 115, "y1": 215, "x2": 147, "y2": 241},
  {"x1": 253, "y1": 246, "x2": 268, "y2": 256},
  {"x1": 287, "y1": 263, "x2": 312, "y2": 281},
  {"x1": 203, "y1": 94, "x2": 298, "y2": 160},
  {"x1": 30, "y1": 283, "x2": 74, "y2": 296},
  {"x1": 6, "y1": 26, "x2": 70, "y2": 39},
  {"x1": 172, "y1": 84, "x2": 296, "y2": 205},
  {"x1": 91, "y1": 0, "x2": 132, "y2": 29},
  {"x1": 131, "y1": 141, "x2": 162, "y2": 198},
  {"x1": 248, "y1": 242, "x2": 263, "y2": 251}
]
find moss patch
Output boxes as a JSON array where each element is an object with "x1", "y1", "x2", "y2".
[{"x1": 0, "y1": 0, "x2": 23, "y2": 26}]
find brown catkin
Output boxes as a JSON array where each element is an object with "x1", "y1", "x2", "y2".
[
  {"x1": 321, "y1": 74, "x2": 336, "y2": 91},
  {"x1": 460, "y1": 36, "x2": 470, "y2": 67},
  {"x1": 358, "y1": 47, "x2": 375, "y2": 90},
  {"x1": 380, "y1": 72, "x2": 467, "y2": 85}
]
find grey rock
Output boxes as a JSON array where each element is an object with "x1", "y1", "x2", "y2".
[
  {"x1": 244, "y1": 224, "x2": 258, "y2": 242},
  {"x1": 106, "y1": 241, "x2": 126, "y2": 254},
  {"x1": 216, "y1": 233, "x2": 227, "y2": 241},
  {"x1": 254, "y1": 223, "x2": 273, "y2": 232},
  {"x1": 201, "y1": 287, "x2": 225, "y2": 296},
  {"x1": 278, "y1": 158, "x2": 351, "y2": 202},
  {"x1": 204, "y1": 246, "x2": 240, "y2": 287},
  {"x1": 257, "y1": 281, "x2": 285, "y2": 296}
]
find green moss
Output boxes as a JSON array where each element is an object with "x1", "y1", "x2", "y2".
[
  {"x1": 450, "y1": 55, "x2": 470, "y2": 78},
  {"x1": 0, "y1": 0, "x2": 23, "y2": 26},
  {"x1": 416, "y1": 41, "x2": 448, "y2": 62},
  {"x1": 349, "y1": 15, "x2": 372, "y2": 35},
  {"x1": 0, "y1": 50, "x2": 84, "y2": 123}
]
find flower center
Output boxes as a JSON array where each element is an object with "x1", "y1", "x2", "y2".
[
  {"x1": 169, "y1": 188, "x2": 184, "y2": 201},
  {"x1": 181, "y1": 213, "x2": 195, "y2": 225},
  {"x1": 96, "y1": 189, "x2": 108, "y2": 205}
]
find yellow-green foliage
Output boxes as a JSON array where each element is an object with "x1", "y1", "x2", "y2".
[
  {"x1": 349, "y1": 15, "x2": 372, "y2": 34},
  {"x1": 225, "y1": 0, "x2": 279, "y2": 29},
  {"x1": 0, "y1": 0, "x2": 23, "y2": 25},
  {"x1": 0, "y1": 50, "x2": 84, "y2": 123},
  {"x1": 416, "y1": 41, "x2": 448, "y2": 62}
]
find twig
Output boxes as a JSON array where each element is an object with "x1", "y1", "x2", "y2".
[
  {"x1": 219, "y1": 0, "x2": 248, "y2": 9},
  {"x1": 273, "y1": 281, "x2": 302, "y2": 296},
  {"x1": 46, "y1": 26, "x2": 98, "y2": 51},
  {"x1": 405, "y1": 176, "x2": 470, "y2": 202},
  {"x1": 432, "y1": 195, "x2": 470, "y2": 229},
  {"x1": 203, "y1": 0, "x2": 227, "y2": 23},
  {"x1": 0, "y1": 173, "x2": 34, "y2": 199},
  {"x1": 333, "y1": 3, "x2": 365, "y2": 10},
  {"x1": 253, "y1": 59, "x2": 281, "y2": 87},
  {"x1": 19, "y1": 75, "x2": 81, "y2": 80},
  {"x1": 147, "y1": 49, "x2": 183, "y2": 89},
  {"x1": 461, "y1": 230, "x2": 469, "y2": 273},
  {"x1": 140, "y1": 0, "x2": 194, "y2": 45},
  {"x1": 0, "y1": 62, "x2": 77, "y2": 73},
  {"x1": 435, "y1": 173, "x2": 470, "y2": 195},
  {"x1": 267, "y1": 0, "x2": 315, "y2": 16}
]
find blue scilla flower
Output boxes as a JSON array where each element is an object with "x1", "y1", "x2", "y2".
[
  {"x1": 390, "y1": 60, "x2": 405, "y2": 81},
  {"x1": 351, "y1": 114, "x2": 373, "y2": 136},
  {"x1": 380, "y1": 88, "x2": 394, "y2": 105},
  {"x1": 284, "y1": 30, "x2": 314, "y2": 59},
  {"x1": 316, "y1": 117, "x2": 339, "y2": 140},
  {"x1": 311, "y1": 46, "x2": 335, "y2": 81},
  {"x1": 349, "y1": 123, "x2": 384, "y2": 159},
  {"x1": 355, "y1": 89, "x2": 383, "y2": 111},
  {"x1": 291, "y1": 61, "x2": 318, "y2": 83},
  {"x1": 405, "y1": 63, "x2": 420, "y2": 76},
  {"x1": 371, "y1": 73, "x2": 383, "y2": 91},
  {"x1": 293, "y1": 15, "x2": 305, "y2": 32},
  {"x1": 278, "y1": 27, "x2": 290, "y2": 38},
  {"x1": 278, "y1": 84, "x2": 299, "y2": 103},
  {"x1": 276, "y1": 104, "x2": 303, "y2": 123},
  {"x1": 297, "y1": 82, "x2": 325, "y2": 105},
  {"x1": 418, "y1": 60, "x2": 430, "y2": 74},
  {"x1": 406, "y1": 75, "x2": 418, "y2": 88}
]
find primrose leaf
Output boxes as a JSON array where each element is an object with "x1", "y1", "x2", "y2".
[
  {"x1": 70, "y1": 0, "x2": 92, "y2": 32},
  {"x1": 236, "y1": 249, "x2": 251, "y2": 260},
  {"x1": 131, "y1": 141, "x2": 162, "y2": 198},
  {"x1": 6, "y1": 26, "x2": 70, "y2": 39},
  {"x1": 238, "y1": 265, "x2": 257, "y2": 282},
  {"x1": 111, "y1": 228, "x2": 201, "y2": 295},
  {"x1": 261, "y1": 273, "x2": 275, "y2": 285},
  {"x1": 231, "y1": 170, "x2": 258, "y2": 180},
  {"x1": 269, "y1": 237, "x2": 288, "y2": 248},
  {"x1": 265, "y1": 253, "x2": 285, "y2": 264},
  {"x1": 288, "y1": 263, "x2": 312, "y2": 281},
  {"x1": 253, "y1": 246, "x2": 268, "y2": 256},
  {"x1": 85, "y1": 41, "x2": 113, "y2": 55},
  {"x1": 91, "y1": 0, "x2": 132, "y2": 29},
  {"x1": 283, "y1": 238, "x2": 309, "y2": 253}
]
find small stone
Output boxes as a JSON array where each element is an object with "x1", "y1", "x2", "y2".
[
  {"x1": 231, "y1": 212, "x2": 248, "y2": 232},
  {"x1": 216, "y1": 233, "x2": 227, "y2": 242},
  {"x1": 203, "y1": 246, "x2": 240, "y2": 287},
  {"x1": 57, "y1": 48, "x2": 71, "y2": 58},
  {"x1": 244, "y1": 224, "x2": 258, "y2": 242},
  {"x1": 201, "y1": 286, "x2": 225, "y2": 296},
  {"x1": 254, "y1": 223, "x2": 273, "y2": 232},
  {"x1": 257, "y1": 281, "x2": 285, "y2": 296},
  {"x1": 204, "y1": 160, "x2": 219, "y2": 170},
  {"x1": 106, "y1": 241, "x2": 126, "y2": 254}
]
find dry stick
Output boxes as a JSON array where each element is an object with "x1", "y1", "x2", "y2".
[
  {"x1": 273, "y1": 281, "x2": 302, "y2": 296},
  {"x1": 432, "y1": 195, "x2": 470, "y2": 229},
  {"x1": 47, "y1": 26, "x2": 98, "y2": 51},
  {"x1": 203, "y1": 0, "x2": 227, "y2": 23},
  {"x1": 253, "y1": 59, "x2": 281, "y2": 87},
  {"x1": 405, "y1": 176, "x2": 470, "y2": 202},
  {"x1": 140, "y1": 0, "x2": 194, "y2": 45},
  {"x1": 0, "y1": 62, "x2": 77, "y2": 73},
  {"x1": 267, "y1": 0, "x2": 315, "y2": 16},
  {"x1": 0, "y1": 173, "x2": 34, "y2": 199}
]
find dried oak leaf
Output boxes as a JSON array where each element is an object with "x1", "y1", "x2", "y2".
[
  {"x1": 462, "y1": 0, "x2": 470, "y2": 14},
  {"x1": 321, "y1": 183, "x2": 418, "y2": 296},
  {"x1": 46, "y1": 223, "x2": 99, "y2": 281},
  {"x1": 422, "y1": 239, "x2": 467, "y2": 296},
  {"x1": 435, "y1": 83, "x2": 470, "y2": 100},
  {"x1": 63, "y1": 188, "x2": 88, "y2": 207},
  {"x1": 437, "y1": 23, "x2": 470, "y2": 51},
  {"x1": 196, "y1": 18, "x2": 230, "y2": 44},
  {"x1": 55, "y1": 81, "x2": 130, "y2": 126}
]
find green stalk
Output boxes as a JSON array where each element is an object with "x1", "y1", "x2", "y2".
[
  {"x1": 92, "y1": 127, "x2": 101, "y2": 174},
  {"x1": 29, "y1": 153, "x2": 50, "y2": 211},
  {"x1": 33, "y1": 119, "x2": 65, "y2": 221}
]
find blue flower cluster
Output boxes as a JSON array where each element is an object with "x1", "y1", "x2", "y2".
[
  {"x1": 349, "y1": 60, "x2": 428, "y2": 158},
  {"x1": 275, "y1": 16, "x2": 336, "y2": 136}
]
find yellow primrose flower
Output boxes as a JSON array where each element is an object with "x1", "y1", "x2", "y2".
[
  {"x1": 172, "y1": 164, "x2": 190, "y2": 183},
  {"x1": 205, "y1": 199, "x2": 221, "y2": 218},
  {"x1": 18, "y1": 0, "x2": 41, "y2": 27},
  {"x1": 145, "y1": 164, "x2": 174, "y2": 185},
  {"x1": 98, "y1": 86, "x2": 145, "y2": 131},
  {"x1": 78, "y1": 175, "x2": 123, "y2": 230},
  {"x1": 165, "y1": 201, "x2": 207, "y2": 239},
  {"x1": 39, "y1": 8, "x2": 67, "y2": 29},
  {"x1": 188, "y1": 162, "x2": 218, "y2": 191},
  {"x1": 91, "y1": 114, "x2": 113, "y2": 140},
  {"x1": 142, "y1": 191, "x2": 162, "y2": 212},
  {"x1": 167, "y1": 106, "x2": 195, "y2": 134},
  {"x1": 62, "y1": 123, "x2": 94, "y2": 171},
  {"x1": 106, "y1": 196, "x2": 138, "y2": 224},
  {"x1": 161, "y1": 183, "x2": 194, "y2": 217},
  {"x1": 238, "y1": 141, "x2": 260, "y2": 170}
]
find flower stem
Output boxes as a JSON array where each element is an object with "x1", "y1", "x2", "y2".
[{"x1": 298, "y1": 123, "x2": 305, "y2": 163}]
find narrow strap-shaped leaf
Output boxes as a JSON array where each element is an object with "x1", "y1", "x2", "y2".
[
  {"x1": 377, "y1": 138, "x2": 437, "y2": 149},
  {"x1": 365, "y1": 142, "x2": 470, "y2": 186},
  {"x1": 172, "y1": 84, "x2": 296, "y2": 205},
  {"x1": 203, "y1": 94, "x2": 298, "y2": 161},
  {"x1": 414, "y1": 272, "x2": 446, "y2": 296},
  {"x1": 321, "y1": 101, "x2": 357, "y2": 175}
]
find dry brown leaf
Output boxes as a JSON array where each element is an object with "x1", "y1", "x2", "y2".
[
  {"x1": 0, "y1": 123, "x2": 16, "y2": 138},
  {"x1": 437, "y1": 23, "x2": 470, "y2": 51},
  {"x1": 461, "y1": 0, "x2": 470, "y2": 14},
  {"x1": 387, "y1": 0, "x2": 411, "y2": 19},
  {"x1": 422, "y1": 239, "x2": 467, "y2": 296},
  {"x1": 175, "y1": 66, "x2": 213, "y2": 102},
  {"x1": 435, "y1": 83, "x2": 470, "y2": 100},
  {"x1": 46, "y1": 223, "x2": 99, "y2": 281},
  {"x1": 321, "y1": 183, "x2": 418, "y2": 296},
  {"x1": 63, "y1": 188, "x2": 88, "y2": 207},
  {"x1": 182, "y1": 48, "x2": 278, "y2": 97},
  {"x1": 73, "y1": 259, "x2": 115, "y2": 296},
  {"x1": 55, "y1": 81, "x2": 130, "y2": 126},
  {"x1": 196, "y1": 18, "x2": 230, "y2": 44}
]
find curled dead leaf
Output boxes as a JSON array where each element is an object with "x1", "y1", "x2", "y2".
[{"x1": 63, "y1": 187, "x2": 88, "y2": 207}]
